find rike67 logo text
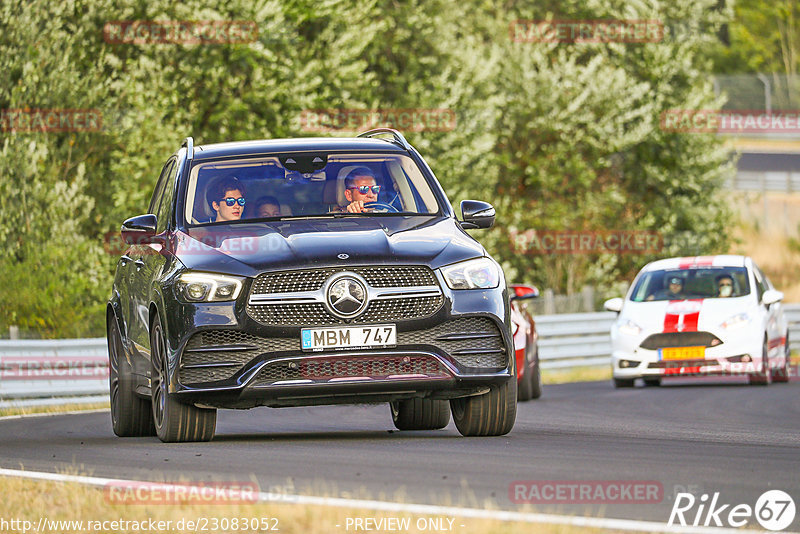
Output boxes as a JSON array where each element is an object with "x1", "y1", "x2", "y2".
[{"x1": 669, "y1": 490, "x2": 795, "y2": 531}]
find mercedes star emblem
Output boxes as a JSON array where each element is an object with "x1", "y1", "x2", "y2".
[{"x1": 325, "y1": 273, "x2": 368, "y2": 318}]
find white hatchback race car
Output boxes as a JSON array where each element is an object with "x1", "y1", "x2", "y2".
[{"x1": 604, "y1": 255, "x2": 790, "y2": 387}]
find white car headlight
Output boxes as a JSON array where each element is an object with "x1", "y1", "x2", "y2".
[
  {"x1": 441, "y1": 258, "x2": 500, "y2": 290},
  {"x1": 176, "y1": 272, "x2": 244, "y2": 302},
  {"x1": 618, "y1": 320, "x2": 642, "y2": 336},
  {"x1": 720, "y1": 313, "x2": 751, "y2": 330}
]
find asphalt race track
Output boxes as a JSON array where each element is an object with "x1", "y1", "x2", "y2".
[{"x1": 2, "y1": 377, "x2": 799, "y2": 530}]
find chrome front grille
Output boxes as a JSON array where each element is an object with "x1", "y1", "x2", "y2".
[
  {"x1": 250, "y1": 266, "x2": 437, "y2": 294},
  {"x1": 246, "y1": 266, "x2": 443, "y2": 327},
  {"x1": 361, "y1": 296, "x2": 443, "y2": 322},
  {"x1": 358, "y1": 266, "x2": 437, "y2": 287},
  {"x1": 248, "y1": 303, "x2": 334, "y2": 326},
  {"x1": 251, "y1": 270, "x2": 333, "y2": 294}
]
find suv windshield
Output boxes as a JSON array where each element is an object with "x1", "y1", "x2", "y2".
[
  {"x1": 185, "y1": 153, "x2": 440, "y2": 225},
  {"x1": 629, "y1": 267, "x2": 751, "y2": 302}
]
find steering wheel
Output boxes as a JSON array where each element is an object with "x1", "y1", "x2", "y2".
[{"x1": 364, "y1": 201, "x2": 399, "y2": 213}]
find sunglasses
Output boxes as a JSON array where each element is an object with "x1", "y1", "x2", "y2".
[
  {"x1": 348, "y1": 185, "x2": 381, "y2": 195},
  {"x1": 222, "y1": 197, "x2": 246, "y2": 207},
  {"x1": 719, "y1": 282, "x2": 733, "y2": 287}
]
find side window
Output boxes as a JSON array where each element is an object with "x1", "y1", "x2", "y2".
[
  {"x1": 148, "y1": 159, "x2": 174, "y2": 215},
  {"x1": 155, "y1": 160, "x2": 178, "y2": 233}
]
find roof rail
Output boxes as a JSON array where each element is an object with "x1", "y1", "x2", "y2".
[
  {"x1": 357, "y1": 128, "x2": 411, "y2": 151},
  {"x1": 182, "y1": 137, "x2": 194, "y2": 160}
]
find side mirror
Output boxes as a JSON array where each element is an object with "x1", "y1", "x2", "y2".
[
  {"x1": 603, "y1": 297, "x2": 623, "y2": 313},
  {"x1": 460, "y1": 200, "x2": 495, "y2": 229},
  {"x1": 762, "y1": 289, "x2": 784, "y2": 306},
  {"x1": 121, "y1": 214, "x2": 158, "y2": 245},
  {"x1": 510, "y1": 284, "x2": 539, "y2": 301}
]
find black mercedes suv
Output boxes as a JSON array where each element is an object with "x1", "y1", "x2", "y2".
[{"x1": 107, "y1": 129, "x2": 517, "y2": 442}]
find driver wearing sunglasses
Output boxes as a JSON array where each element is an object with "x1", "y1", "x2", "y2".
[
  {"x1": 209, "y1": 176, "x2": 246, "y2": 222},
  {"x1": 342, "y1": 167, "x2": 381, "y2": 213}
]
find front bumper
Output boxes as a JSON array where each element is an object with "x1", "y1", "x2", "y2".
[
  {"x1": 175, "y1": 350, "x2": 511, "y2": 408},
  {"x1": 173, "y1": 330, "x2": 512, "y2": 408},
  {"x1": 162, "y1": 278, "x2": 514, "y2": 408},
  {"x1": 611, "y1": 327, "x2": 763, "y2": 379}
]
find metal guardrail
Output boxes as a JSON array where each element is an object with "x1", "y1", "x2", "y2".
[
  {"x1": 1, "y1": 305, "x2": 799, "y2": 399},
  {"x1": 728, "y1": 171, "x2": 800, "y2": 193},
  {"x1": 0, "y1": 339, "x2": 108, "y2": 399},
  {"x1": 535, "y1": 312, "x2": 616, "y2": 369}
]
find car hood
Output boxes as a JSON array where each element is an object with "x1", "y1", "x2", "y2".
[
  {"x1": 172, "y1": 216, "x2": 485, "y2": 277},
  {"x1": 619, "y1": 297, "x2": 759, "y2": 333}
]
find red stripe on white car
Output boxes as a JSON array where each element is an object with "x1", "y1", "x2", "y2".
[
  {"x1": 662, "y1": 299, "x2": 703, "y2": 333},
  {"x1": 678, "y1": 256, "x2": 715, "y2": 269},
  {"x1": 768, "y1": 336, "x2": 787, "y2": 350}
]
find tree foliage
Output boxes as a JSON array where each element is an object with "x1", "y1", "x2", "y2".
[{"x1": 0, "y1": 0, "x2": 737, "y2": 336}]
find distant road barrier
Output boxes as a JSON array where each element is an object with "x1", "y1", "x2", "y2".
[
  {"x1": 1, "y1": 304, "x2": 799, "y2": 399},
  {"x1": 535, "y1": 312, "x2": 616, "y2": 369},
  {"x1": 0, "y1": 339, "x2": 108, "y2": 399}
]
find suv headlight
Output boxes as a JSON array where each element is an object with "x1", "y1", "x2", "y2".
[
  {"x1": 720, "y1": 313, "x2": 750, "y2": 330},
  {"x1": 176, "y1": 272, "x2": 244, "y2": 302},
  {"x1": 441, "y1": 258, "x2": 500, "y2": 290}
]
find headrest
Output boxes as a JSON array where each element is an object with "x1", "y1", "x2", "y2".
[{"x1": 321, "y1": 165, "x2": 363, "y2": 206}]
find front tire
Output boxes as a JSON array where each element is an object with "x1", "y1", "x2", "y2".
[
  {"x1": 613, "y1": 377, "x2": 635, "y2": 388},
  {"x1": 748, "y1": 337, "x2": 772, "y2": 386},
  {"x1": 390, "y1": 398, "x2": 450, "y2": 430},
  {"x1": 150, "y1": 314, "x2": 217, "y2": 442},
  {"x1": 772, "y1": 334, "x2": 790, "y2": 383},
  {"x1": 450, "y1": 378, "x2": 517, "y2": 436},
  {"x1": 108, "y1": 317, "x2": 155, "y2": 437}
]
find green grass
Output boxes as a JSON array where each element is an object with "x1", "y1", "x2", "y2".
[
  {"x1": 542, "y1": 366, "x2": 612, "y2": 385},
  {"x1": 0, "y1": 475, "x2": 611, "y2": 534},
  {"x1": 0, "y1": 401, "x2": 109, "y2": 418}
]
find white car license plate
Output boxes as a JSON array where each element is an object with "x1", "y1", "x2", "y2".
[{"x1": 301, "y1": 324, "x2": 397, "y2": 352}]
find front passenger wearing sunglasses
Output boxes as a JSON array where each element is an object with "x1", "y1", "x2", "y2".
[
  {"x1": 209, "y1": 176, "x2": 246, "y2": 222},
  {"x1": 342, "y1": 167, "x2": 381, "y2": 214}
]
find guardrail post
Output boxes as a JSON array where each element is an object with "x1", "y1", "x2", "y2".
[
  {"x1": 581, "y1": 286, "x2": 594, "y2": 312},
  {"x1": 9, "y1": 326, "x2": 19, "y2": 340},
  {"x1": 543, "y1": 289, "x2": 555, "y2": 315}
]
